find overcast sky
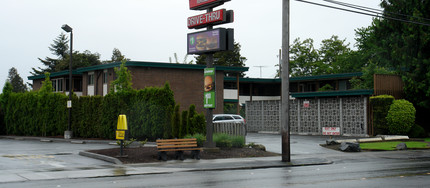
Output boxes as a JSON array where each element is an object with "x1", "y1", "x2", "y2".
[{"x1": 0, "y1": 0, "x2": 381, "y2": 91}]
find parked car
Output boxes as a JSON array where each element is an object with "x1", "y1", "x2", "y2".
[{"x1": 212, "y1": 114, "x2": 246, "y2": 125}]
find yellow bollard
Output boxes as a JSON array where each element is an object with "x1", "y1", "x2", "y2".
[
  {"x1": 117, "y1": 114, "x2": 128, "y2": 130},
  {"x1": 116, "y1": 114, "x2": 128, "y2": 157}
]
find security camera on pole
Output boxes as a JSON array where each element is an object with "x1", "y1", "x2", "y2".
[{"x1": 187, "y1": 0, "x2": 234, "y2": 148}]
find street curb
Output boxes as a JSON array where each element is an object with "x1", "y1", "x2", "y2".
[{"x1": 78, "y1": 151, "x2": 123, "y2": 165}]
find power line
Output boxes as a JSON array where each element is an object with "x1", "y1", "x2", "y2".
[
  {"x1": 323, "y1": 0, "x2": 430, "y2": 23},
  {"x1": 295, "y1": 0, "x2": 430, "y2": 27}
]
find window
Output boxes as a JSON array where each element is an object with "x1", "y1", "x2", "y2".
[
  {"x1": 103, "y1": 71, "x2": 108, "y2": 84},
  {"x1": 52, "y1": 80, "x2": 57, "y2": 91},
  {"x1": 88, "y1": 73, "x2": 94, "y2": 85},
  {"x1": 52, "y1": 78, "x2": 64, "y2": 92}
]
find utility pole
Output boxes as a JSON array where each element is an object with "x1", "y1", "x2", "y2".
[
  {"x1": 253, "y1": 66, "x2": 267, "y2": 78},
  {"x1": 281, "y1": 0, "x2": 291, "y2": 162}
]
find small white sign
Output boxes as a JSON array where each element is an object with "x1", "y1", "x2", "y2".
[
  {"x1": 322, "y1": 127, "x2": 340, "y2": 135},
  {"x1": 303, "y1": 100, "x2": 310, "y2": 108},
  {"x1": 67, "y1": 100, "x2": 72, "y2": 108}
]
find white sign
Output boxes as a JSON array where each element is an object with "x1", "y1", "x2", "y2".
[
  {"x1": 67, "y1": 100, "x2": 72, "y2": 108},
  {"x1": 322, "y1": 127, "x2": 340, "y2": 135},
  {"x1": 303, "y1": 100, "x2": 310, "y2": 108}
]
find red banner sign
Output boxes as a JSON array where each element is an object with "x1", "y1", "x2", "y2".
[
  {"x1": 188, "y1": 9, "x2": 233, "y2": 29},
  {"x1": 189, "y1": 0, "x2": 230, "y2": 10}
]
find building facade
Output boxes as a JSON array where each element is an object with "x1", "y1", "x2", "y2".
[{"x1": 29, "y1": 61, "x2": 248, "y2": 114}]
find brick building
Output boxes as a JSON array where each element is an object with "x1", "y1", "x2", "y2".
[{"x1": 28, "y1": 61, "x2": 248, "y2": 114}]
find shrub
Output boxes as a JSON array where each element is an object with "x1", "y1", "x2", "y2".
[
  {"x1": 214, "y1": 133, "x2": 232, "y2": 148},
  {"x1": 370, "y1": 95, "x2": 395, "y2": 135},
  {"x1": 230, "y1": 135, "x2": 245, "y2": 148},
  {"x1": 184, "y1": 133, "x2": 206, "y2": 147},
  {"x1": 180, "y1": 110, "x2": 188, "y2": 138},
  {"x1": 213, "y1": 133, "x2": 245, "y2": 148},
  {"x1": 386, "y1": 99, "x2": 416, "y2": 135},
  {"x1": 171, "y1": 104, "x2": 180, "y2": 138},
  {"x1": 190, "y1": 112, "x2": 206, "y2": 135},
  {"x1": 408, "y1": 124, "x2": 427, "y2": 138}
]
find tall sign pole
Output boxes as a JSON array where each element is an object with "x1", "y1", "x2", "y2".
[
  {"x1": 281, "y1": 0, "x2": 291, "y2": 162},
  {"x1": 205, "y1": 8, "x2": 215, "y2": 148},
  {"x1": 187, "y1": 0, "x2": 234, "y2": 148}
]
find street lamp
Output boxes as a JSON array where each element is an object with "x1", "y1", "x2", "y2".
[{"x1": 62, "y1": 24, "x2": 73, "y2": 139}]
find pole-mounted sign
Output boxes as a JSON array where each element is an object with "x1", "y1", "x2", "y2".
[
  {"x1": 189, "y1": 0, "x2": 231, "y2": 10},
  {"x1": 204, "y1": 68, "x2": 216, "y2": 108},
  {"x1": 187, "y1": 28, "x2": 234, "y2": 54},
  {"x1": 188, "y1": 9, "x2": 234, "y2": 29}
]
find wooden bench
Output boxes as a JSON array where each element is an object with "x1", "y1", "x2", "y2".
[{"x1": 156, "y1": 138, "x2": 202, "y2": 161}]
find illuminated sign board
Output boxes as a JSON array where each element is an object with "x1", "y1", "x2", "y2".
[
  {"x1": 189, "y1": 0, "x2": 230, "y2": 10},
  {"x1": 204, "y1": 68, "x2": 216, "y2": 108},
  {"x1": 187, "y1": 28, "x2": 233, "y2": 54},
  {"x1": 188, "y1": 9, "x2": 233, "y2": 29}
]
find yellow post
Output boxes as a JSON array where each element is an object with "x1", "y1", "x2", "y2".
[
  {"x1": 116, "y1": 114, "x2": 128, "y2": 157},
  {"x1": 117, "y1": 114, "x2": 128, "y2": 130}
]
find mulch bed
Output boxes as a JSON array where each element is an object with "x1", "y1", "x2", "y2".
[{"x1": 88, "y1": 146, "x2": 280, "y2": 164}]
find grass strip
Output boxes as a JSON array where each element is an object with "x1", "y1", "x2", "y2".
[{"x1": 360, "y1": 141, "x2": 430, "y2": 151}]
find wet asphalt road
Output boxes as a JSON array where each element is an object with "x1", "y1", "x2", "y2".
[{"x1": 5, "y1": 151, "x2": 430, "y2": 188}]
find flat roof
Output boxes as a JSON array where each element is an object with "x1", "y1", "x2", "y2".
[
  {"x1": 291, "y1": 89, "x2": 374, "y2": 98},
  {"x1": 224, "y1": 72, "x2": 363, "y2": 83},
  {"x1": 28, "y1": 70, "x2": 81, "y2": 80},
  {"x1": 28, "y1": 61, "x2": 249, "y2": 80}
]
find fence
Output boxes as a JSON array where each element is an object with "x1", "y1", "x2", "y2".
[
  {"x1": 373, "y1": 74, "x2": 404, "y2": 99},
  {"x1": 213, "y1": 122, "x2": 247, "y2": 142},
  {"x1": 246, "y1": 96, "x2": 369, "y2": 136}
]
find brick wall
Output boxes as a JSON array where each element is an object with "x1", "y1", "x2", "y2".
[{"x1": 128, "y1": 66, "x2": 224, "y2": 114}]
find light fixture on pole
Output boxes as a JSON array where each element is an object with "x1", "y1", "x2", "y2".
[{"x1": 62, "y1": 24, "x2": 73, "y2": 139}]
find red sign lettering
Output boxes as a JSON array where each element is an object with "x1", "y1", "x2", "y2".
[{"x1": 188, "y1": 9, "x2": 233, "y2": 29}]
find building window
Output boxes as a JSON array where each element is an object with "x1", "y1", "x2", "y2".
[
  {"x1": 52, "y1": 78, "x2": 64, "y2": 92},
  {"x1": 103, "y1": 71, "x2": 108, "y2": 84},
  {"x1": 52, "y1": 79, "x2": 57, "y2": 91},
  {"x1": 88, "y1": 73, "x2": 94, "y2": 85}
]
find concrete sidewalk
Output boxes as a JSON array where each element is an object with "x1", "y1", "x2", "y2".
[{"x1": 0, "y1": 134, "x2": 333, "y2": 183}]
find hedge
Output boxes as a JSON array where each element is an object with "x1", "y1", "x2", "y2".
[
  {"x1": 2, "y1": 82, "x2": 175, "y2": 140},
  {"x1": 4, "y1": 91, "x2": 67, "y2": 136},
  {"x1": 370, "y1": 95, "x2": 395, "y2": 135}
]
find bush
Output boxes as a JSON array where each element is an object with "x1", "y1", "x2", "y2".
[
  {"x1": 386, "y1": 99, "x2": 416, "y2": 135},
  {"x1": 180, "y1": 110, "x2": 188, "y2": 138},
  {"x1": 408, "y1": 124, "x2": 427, "y2": 138},
  {"x1": 184, "y1": 133, "x2": 206, "y2": 147},
  {"x1": 190, "y1": 112, "x2": 206, "y2": 135},
  {"x1": 370, "y1": 95, "x2": 395, "y2": 135},
  {"x1": 171, "y1": 104, "x2": 180, "y2": 138},
  {"x1": 230, "y1": 136, "x2": 245, "y2": 148},
  {"x1": 213, "y1": 133, "x2": 245, "y2": 148}
]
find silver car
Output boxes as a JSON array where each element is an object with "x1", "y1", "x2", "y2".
[{"x1": 213, "y1": 114, "x2": 246, "y2": 125}]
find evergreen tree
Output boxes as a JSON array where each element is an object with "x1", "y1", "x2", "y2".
[
  {"x1": 7, "y1": 67, "x2": 27, "y2": 92},
  {"x1": 31, "y1": 33, "x2": 69, "y2": 75},
  {"x1": 31, "y1": 33, "x2": 102, "y2": 75}
]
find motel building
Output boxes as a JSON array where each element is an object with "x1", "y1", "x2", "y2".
[{"x1": 29, "y1": 61, "x2": 403, "y2": 136}]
